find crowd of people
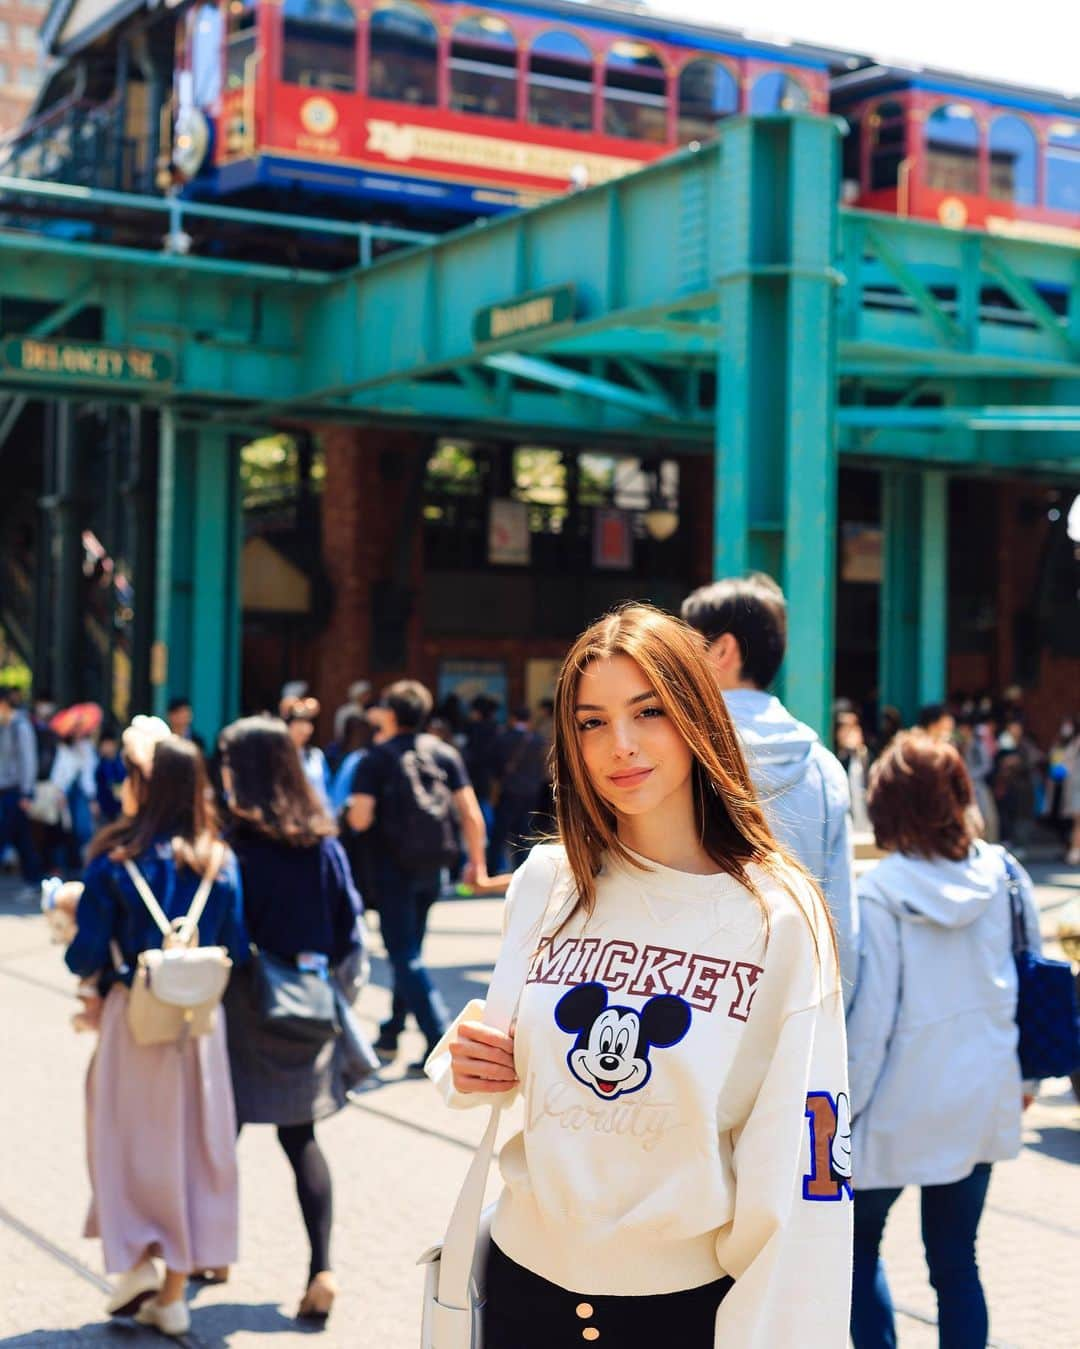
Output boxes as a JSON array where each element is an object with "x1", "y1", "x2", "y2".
[{"x1": 0, "y1": 570, "x2": 1072, "y2": 1345}]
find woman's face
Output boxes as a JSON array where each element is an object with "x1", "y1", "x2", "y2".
[{"x1": 573, "y1": 655, "x2": 694, "y2": 821}]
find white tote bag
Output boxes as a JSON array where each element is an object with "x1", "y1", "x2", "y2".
[{"x1": 419, "y1": 848, "x2": 567, "y2": 1349}]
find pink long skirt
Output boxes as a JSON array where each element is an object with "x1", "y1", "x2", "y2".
[{"x1": 84, "y1": 985, "x2": 239, "y2": 1275}]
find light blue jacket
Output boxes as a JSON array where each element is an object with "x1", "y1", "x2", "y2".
[
  {"x1": 724, "y1": 690, "x2": 858, "y2": 1007},
  {"x1": 847, "y1": 842, "x2": 1041, "y2": 1190}
]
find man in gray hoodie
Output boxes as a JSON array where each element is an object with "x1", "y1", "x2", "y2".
[
  {"x1": 0, "y1": 687, "x2": 40, "y2": 893},
  {"x1": 682, "y1": 575, "x2": 858, "y2": 1006}
]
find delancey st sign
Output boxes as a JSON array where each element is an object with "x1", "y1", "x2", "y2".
[{"x1": 1, "y1": 337, "x2": 174, "y2": 386}]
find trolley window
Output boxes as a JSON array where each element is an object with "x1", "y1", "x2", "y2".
[
  {"x1": 369, "y1": 0, "x2": 438, "y2": 105},
  {"x1": 1046, "y1": 121, "x2": 1080, "y2": 213},
  {"x1": 749, "y1": 71, "x2": 809, "y2": 114},
  {"x1": 450, "y1": 15, "x2": 517, "y2": 120},
  {"x1": 988, "y1": 114, "x2": 1037, "y2": 205},
  {"x1": 527, "y1": 31, "x2": 593, "y2": 132},
  {"x1": 870, "y1": 99, "x2": 906, "y2": 190},
  {"x1": 603, "y1": 40, "x2": 667, "y2": 143},
  {"x1": 924, "y1": 103, "x2": 979, "y2": 195},
  {"x1": 282, "y1": 0, "x2": 356, "y2": 93},
  {"x1": 225, "y1": 0, "x2": 257, "y2": 93},
  {"x1": 677, "y1": 58, "x2": 738, "y2": 144}
]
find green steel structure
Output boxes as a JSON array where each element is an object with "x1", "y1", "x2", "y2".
[{"x1": 1, "y1": 115, "x2": 1078, "y2": 735}]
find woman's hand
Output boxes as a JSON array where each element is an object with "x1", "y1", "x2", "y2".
[{"x1": 449, "y1": 1020, "x2": 518, "y2": 1094}]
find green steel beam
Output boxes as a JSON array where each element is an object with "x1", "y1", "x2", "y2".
[
  {"x1": 838, "y1": 406, "x2": 1080, "y2": 430},
  {"x1": 481, "y1": 352, "x2": 678, "y2": 419},
  {"x1": 879, "y1": 470, "x2": 950, "y2": 721},
  {"x1": 713, "y1": 115, "x2": 840, "y2": 735},
  {"x1": 918, "y1": 472, "x2": 948, "y2": 708}
]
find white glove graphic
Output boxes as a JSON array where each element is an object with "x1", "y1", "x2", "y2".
[{"x1": 830, "y1": 1091, "x2": 853, "y2": 1182}]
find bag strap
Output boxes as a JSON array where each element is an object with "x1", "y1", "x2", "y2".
[
  {"x1": 123, "y1": 841, "x2": 225, "y2": 946},
  {"x1": 1002, "y1": 851, "x2": 1028, "y2": 956},
  {"x1": 437, "y1": 846, "x2": 569, "y2": 1312}
]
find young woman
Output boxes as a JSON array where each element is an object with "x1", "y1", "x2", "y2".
[
  {"x1": 65, "y1": 717, "x2": 247, "y2": 1338},
  {"x1": 281, "y1": 695, "x2": 331, "y2": 810},
  {"x1": 428, "y1": 605, "x2": 852, "y2": 1347},
  {"x1": 218, "y1": 715, "x2": 364, "y2": 1323},
  {"x1": 847, "y1": 731, "x2": 1043, "y2": 1349}
]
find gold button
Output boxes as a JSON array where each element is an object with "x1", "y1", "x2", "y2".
[
  {"x1": 575, "y1": 1303, "x2": 593, "y2": 1320},
  {"x1": 582, "y1": 1330, "x2": 600, "y2": 1343}
]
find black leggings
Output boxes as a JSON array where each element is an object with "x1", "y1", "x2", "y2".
[
  {"x1": 239, "y1": 1122, "x2": 333, "y2": 1280},
  {"x1": 484, "y1": 1241, "x2": 733, "y2": 1349}
]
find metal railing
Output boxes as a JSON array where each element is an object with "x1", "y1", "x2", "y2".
[{"x1": 0, "y1": 174, "x2": 437, "y2": 268}]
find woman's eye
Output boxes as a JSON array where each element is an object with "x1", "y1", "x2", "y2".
[
  {"x1": 577, "y1": 718, "x2": 602, "y2": 732},
  {"x1": 639, "y1": 706, "x2": 664, "y2": 719}
]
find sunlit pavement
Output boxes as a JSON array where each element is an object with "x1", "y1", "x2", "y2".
[{"x1": 1, "y1": 861, "x2": 1076, "y2": 1347}]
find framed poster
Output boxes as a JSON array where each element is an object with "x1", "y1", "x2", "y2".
[
  {"x1": 593, "y1": 508, "x2": 633, "y2": 570},
  {"x1": 489, "y1": 498, "x2": 530, "y2": 566},
  {"x1": 841, "y1": 524, "x2": 883, "y2": 583},
  {"x1": 437, "y1": 659, "x2": 509, "y2": 717},
  {"x1": 525, "y1": 657, "x2": 562, "y2": 712}
]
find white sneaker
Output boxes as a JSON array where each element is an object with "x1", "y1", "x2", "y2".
[
  {"x1": 105, "y1": 1258, "x2": 163, "y2": 1316},
  {"x1": 135, "y1": 1297, "x2": 191, "y2": 1337}
]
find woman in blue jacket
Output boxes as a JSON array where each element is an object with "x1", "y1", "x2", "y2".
[
  {"x1": 65, "y1": 717, "x2": 248, "y2": 1338},
  {"x1": 219, "y1": 714, "x2": 364, "y2": 1324},
  {"x1": 847, "y1": 731, "x2": 1042, "y2": 1349}
]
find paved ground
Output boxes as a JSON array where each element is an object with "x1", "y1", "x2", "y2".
[{"x1": 0, "y1": 860, "x2": 1077, "y2": 1348}]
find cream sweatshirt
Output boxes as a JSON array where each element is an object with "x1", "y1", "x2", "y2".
[{"x1": 427, "y1": 843, "x2": 853, "y2": 1347}]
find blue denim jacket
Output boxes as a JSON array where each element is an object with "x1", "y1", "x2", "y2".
[{"x1": 65, "y1": 838, "x2": 249, "y2": 990}]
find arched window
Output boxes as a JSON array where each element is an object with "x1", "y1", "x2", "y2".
[
  {"x1": 450, "y1": 15, "x2": 516, "y2": 119},
  {"x1": 604, "y1": 40, "x2": 666, "y2": 143},
  {"x1": 282, "y1": 0, "x2": 356, "y2": 92},
  {"x1": 225, "y1": 0, "x2": 257, "y2": 92},
  {"x1": 749, "y1": 71, "x2": 809, "y2": 114},
  {"x1": 1046, "y1": 120, "x2": 1080, "y2": 213},
  {"x1": 527, "y1": 31, "x2": 593, "y2": 132},
  {"x1": 368, "y1": 0, "x2": 437, "y2": 105},
  {"x1": 677, "y1": 58, "x2": 737, "y2": 144},
  {"x1": 924, "y1": 103, "x2": 979, "y2": 195},
  {"x1": 870, "y1": 99, "x2": 906, "y2": 189},
  {"x1": 988, "y1": 114, "x2": 1037, "y2": 205}
]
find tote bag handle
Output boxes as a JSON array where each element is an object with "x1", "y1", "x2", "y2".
[{"x1": 436, "y1": 847, "x2": 568, "y2": 1313}]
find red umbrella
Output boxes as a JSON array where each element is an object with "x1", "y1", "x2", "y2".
[{"x1": 50, "y1": 702, "x2": 104, "y2": 739}]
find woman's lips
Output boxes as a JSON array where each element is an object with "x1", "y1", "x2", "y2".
[{"x1": 608, "y1": 767, "x2": 654, "y2": 789}]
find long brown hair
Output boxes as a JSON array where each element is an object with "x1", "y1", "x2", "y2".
[
  {"x1": 88, "y1": 735, "x2": 220, "y2": 875},
  {"x1": 219, "y1": 715, "x2": 336, "y2": 847},
  {"x1": 553, "y1": 604, "x2": 835, "y2": 960}
]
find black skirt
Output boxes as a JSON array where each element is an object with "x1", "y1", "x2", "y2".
[
  {"x1": 484, "y1": 1241, "x2": 733, "y2": 1349},
  {"x1": 223, "y1": 964, "x2": 348, "y2": 1127}
]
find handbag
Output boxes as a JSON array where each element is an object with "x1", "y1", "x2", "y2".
[
  {"x1": 418, "y1": 846, "x2": 569, "y2": 1349},
  {"x1": 250, "y1": 947, "x2": 340, "y2": 1045},
  {"x1": 124, "y1": 843, "x2": 232, "y2": 1048},
  {"x1": 336, "y1": 985, "x2": 381, "y2": 1087},
  {"x1": 1005, "y1": 854, "x2": 1080, "y2": 1080}
]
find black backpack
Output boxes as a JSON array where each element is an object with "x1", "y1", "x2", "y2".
[{"x1": 375, "y1": 735, "x2": 461, "y2": 874}]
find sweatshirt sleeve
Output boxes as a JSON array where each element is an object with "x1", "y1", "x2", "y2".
[
  {"x1": 426, "y1": 855, "x2": 544, "y2": 1111},
  {"x1": 845, "y1": 899, "x2": 902, "y2": 1118},
  {"x1": 713, "y1": 990, "x2": 852, "y2": 1348}
]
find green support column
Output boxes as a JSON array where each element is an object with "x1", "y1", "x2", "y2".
[
  {"x1": 714, "y1": 115, "x2": 840, "y2": 734},
  {"x1": 152, "y1": 411, "x2": 241, "y2": 737},
  {"x1": 879, "y1": 469, "x2": 948, "y2": 723}
]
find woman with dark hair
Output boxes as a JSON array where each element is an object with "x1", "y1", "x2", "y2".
[
  {"x1": 847, "y1": 731, "x2": 1042, "y2": 1349},
  {"x1": 428, "y1": 605, "x2": 851, "y2": 1348},
  {"x1": 65, "y1": 717, "x2": 247, "y2": 1337},
  {"x1": 219, "y1": 714, "x2": 364, "y2": 1323}
]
